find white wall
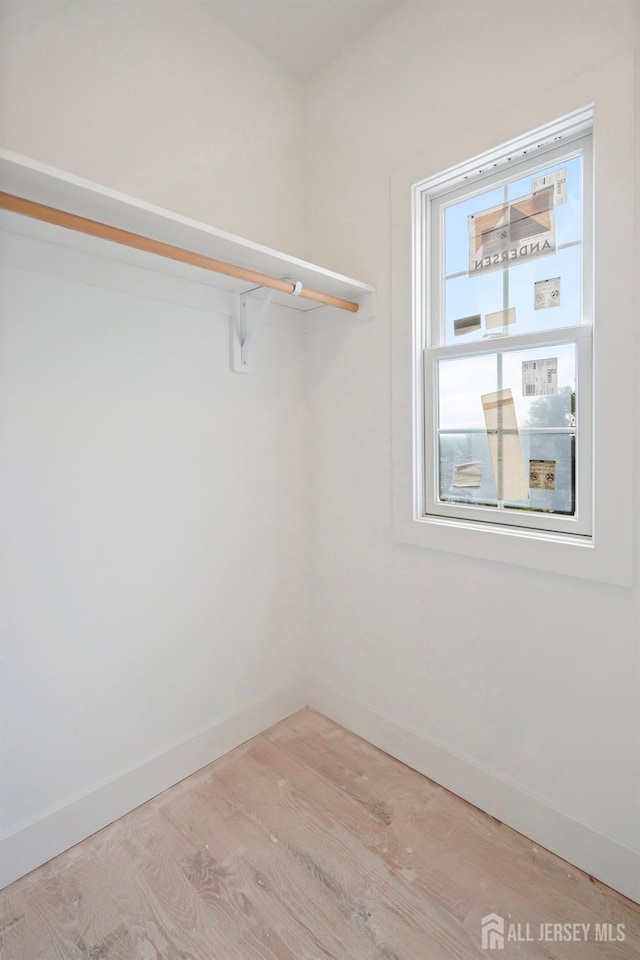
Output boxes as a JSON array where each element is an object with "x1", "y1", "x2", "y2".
[
  {"x1": 0, "y1": 229, "x2": 312, "y2": 882},
  {"x1": 0, "y1": 0, "x2": 310, "y2": 885},
  {"x1": 304, "y1": 0, "x2": 640, "y2": 899},
  {"x1": 0, "y1": 0, "x2": 305, "y2": 253}
]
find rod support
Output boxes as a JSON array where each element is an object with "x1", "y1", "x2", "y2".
[{"x1": 240, "y1": 288, "x2": 276, "y2": 368}]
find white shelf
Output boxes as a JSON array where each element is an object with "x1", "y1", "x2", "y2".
[{"x1": 0, "y1": 150, "x2": 374, "y2": 312}]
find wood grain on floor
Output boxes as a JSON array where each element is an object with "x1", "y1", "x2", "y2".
[{"x1": 1, "y1": 708, "x2": 638, "y2": 959}]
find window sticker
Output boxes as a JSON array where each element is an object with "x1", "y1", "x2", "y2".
[
  {"x1": 485, "y1": 307, "x2": 516, "y2": 330},
  {"x1": 468, "y1": 186, "x2": 556, "y2": 276},
  {"x1": 534, "y1": 277, "x2": 561, "y2": 310},
  {"x1": 522, "y1": 358, "x2": 558, "y2": 396},
  {"x1": 454, "y1": 314, "x2": 482, "y2": 336},
  {"x1": 529, "y1": 460, "x2": 557, "y2": 490},
  {"x1": 481, "y1": 388, "x2": 529, "y2": 501},
  {"x1": 532, "y1": 168, "x2": 567, "y2": 205},
  {"x1": 452, "y1": 462, "x2": 482, "y2": 487}
]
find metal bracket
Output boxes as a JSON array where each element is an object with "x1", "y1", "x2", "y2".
[
  {"x1": 240, "y1": 287, "x2": 276, "y2": 368},
  {"x1": 231, "y1": 278, "x2": 304, "y2": 373},
  {"x1": 231, "y1": 286, "x2": 276, "y2": 373}
]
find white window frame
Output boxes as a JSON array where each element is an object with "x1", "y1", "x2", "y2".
[
  {"x1": 417, "y1": 120, "x2": 592, "y2": 537},
  {"x1": 390, "y1": 56, "x2": 635, "y2": 585}
]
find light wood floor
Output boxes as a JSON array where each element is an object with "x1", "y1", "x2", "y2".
[{"x1": 1, "y1": 709, "x2": 638, "y2": 959}]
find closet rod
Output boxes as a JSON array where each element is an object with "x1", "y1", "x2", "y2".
[{"x1": 0, "y1": 192, "x2": 359, "y2": 313}]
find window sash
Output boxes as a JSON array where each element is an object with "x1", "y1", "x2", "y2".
[
  {"x1": 426, "y1": 134, "x2": 593, "y2": 350},
  {"x1": 423, "y1": 328, "x2": 592, "y2": 537}
]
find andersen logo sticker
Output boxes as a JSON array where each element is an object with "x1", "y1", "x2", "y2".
[{"x1": 468, "y1": 186, "x2": 555, "y2": 275}]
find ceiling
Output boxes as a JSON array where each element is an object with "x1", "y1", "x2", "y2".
[{"x1": 203, "y1": 0, "x2": 405, "y2": 80}]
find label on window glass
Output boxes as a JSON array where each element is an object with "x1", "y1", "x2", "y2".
[
  {"x1": 529, "y1": 460, "x2": 557, "y2": 490},
  {"x1": 452, "y1": 462, "x2": 482, "y2": 487},
  {"x1": 522, "y1": 358, "x2": 558, "y2": 396},
  {"x1": 534, "y1": 277, "x2": 561, "y2": 309},
  {"x1": 468, "y1": 186, "x2": 556, "y2": 275},
  {"x1": 453, "y1": 314, "x2": 481, "y2": 336},
  {"x1": 485, "y1": 307, "x2": 516, "y2": 330},
  {"x1": 532, "y1": 168, "x2": 567, "y2": 205},
  {"x1": 481, "y1": 388, "x2": 529, "y2": 502}
]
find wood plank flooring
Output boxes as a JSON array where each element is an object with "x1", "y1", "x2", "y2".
[{"x1": 1, "y1": 708, "x2": 638, "y2": 959}]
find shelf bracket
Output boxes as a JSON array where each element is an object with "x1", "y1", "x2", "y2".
[
  {"x1": 241, "y1": 287, "x2": 275, "y2": 368},
  {"x1": 232, "y1": 279, "x2": 304, "y2": 373},
  {"x1": 232, "y1": 285, "x2": 278, "y2": 373}
]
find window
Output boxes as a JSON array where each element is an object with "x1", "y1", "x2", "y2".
[
  {"x1": 417, "y1": 112, "x2": 592, "y2": 537},
  {"x1": 391, "y1": 61, "x2": 635, "y2": 585}
]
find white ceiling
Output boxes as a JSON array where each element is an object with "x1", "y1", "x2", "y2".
[{"x1": 203, "y1": 0, "x2": 404, "y2": 80}]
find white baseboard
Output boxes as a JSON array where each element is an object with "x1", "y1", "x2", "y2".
[
  {"x1": 308, "y1": 677, "x2": 640, "y2": 904},
  {"x1": 5, "y1": 675, "x2": 638, "y2": 905},
  {"x1": 0, "y1": 678, "x2": 309, "y2": 890}
]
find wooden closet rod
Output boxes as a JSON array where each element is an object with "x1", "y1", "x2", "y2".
[{"x1": 0, "y1": 192, "x2": 359, "y2": 313}]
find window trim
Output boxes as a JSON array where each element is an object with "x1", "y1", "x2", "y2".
[{"x1": 390, "y1": 56, "x2": 635, "y2": 585}]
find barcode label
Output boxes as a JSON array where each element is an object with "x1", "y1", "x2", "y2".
[{"x1": 522, "y1": 358, "x2": 558, "y2": 396}]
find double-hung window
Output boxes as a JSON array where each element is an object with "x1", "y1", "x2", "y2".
[{"x1": 416, "y1": 111, "x2": 593, "y2": 537}]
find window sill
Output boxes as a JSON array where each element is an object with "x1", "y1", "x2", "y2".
[{"x1": 393, "y1": 514, "x2": 632, "y2": 586}]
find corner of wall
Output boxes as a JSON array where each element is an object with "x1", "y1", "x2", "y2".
[
  {"x1": 0, "y1": 678, "x2": 311, "y2": 890},
  {"x1": 308, "y1": 677, "x2": 640, "y2": 904}
]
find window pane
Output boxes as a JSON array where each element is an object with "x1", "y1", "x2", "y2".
[
  {"x1": 444, "y1": 271, "x2": 504, "y2": 345},
  {"x1": 513, "y1": 432, "x2": 575, "y2": 515},
  {"x1": 438, "y1": 354, "x2": 497, "y2": 430},
  {"x1": 502, "y1": 343, "x2": 575, "y2": 428},
  {"x1": 506, "y1": 245, "x2": 582, "y2": 335},
  {"x1": 439, "y1": 431, "x2": 497, "y2": 506},
  {"x1": 444, "y1": 187, "x2": 503, "y2": 276}
]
